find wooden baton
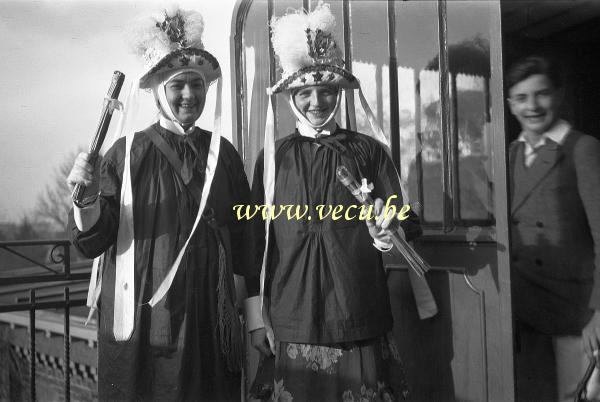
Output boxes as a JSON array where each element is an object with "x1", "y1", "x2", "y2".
[{"x1": 72, "y1": 71, "x2": 125, "y2": 204}]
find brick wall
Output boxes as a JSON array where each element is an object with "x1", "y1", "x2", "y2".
[{"x1": 0, "y1": 325, "x2": 97, "y2": 401}]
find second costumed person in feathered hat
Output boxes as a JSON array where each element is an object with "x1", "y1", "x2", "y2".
[
  {"x1": 66, "y1": 6, "x2": 258, "y2": 401},
  {"x1": 247, "y1": 3, "x2": 422, "y2": 400}
]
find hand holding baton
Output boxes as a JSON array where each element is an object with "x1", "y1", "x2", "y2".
[
  {"x1": 72, "y1": 71, "x2": 125, "y2": 206},
  {"x1": 336, "y1": 165, "x2": 430, "y2": 277}
]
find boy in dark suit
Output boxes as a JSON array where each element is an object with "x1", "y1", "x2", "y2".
[{"x1": 508, "y1": 55, "x2": 600, "y2": 401}]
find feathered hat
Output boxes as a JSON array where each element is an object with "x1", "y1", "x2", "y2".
[
  {"x1": 268, "y1": 2, "x2": 358, "y2": 94},
  {"x1": 126, "y1": 5, "x2": 220, "y2": 89}
]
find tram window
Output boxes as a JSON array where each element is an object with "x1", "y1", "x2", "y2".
[
  {"x1": 446, "y1": 1, "x2": 495, "y2": 226},
  {"x1": 234, "y1": 0, "x2": 496, "y2": 228},
  {"x1": 238, "y1": 0, "x2": 270, "y2": 180},
  {"x1": 350, "y1": 0, "x2": 391, "y2": 140},
  {"x1": 392, "y1": 1, "x2": 443, "y2": 225}
]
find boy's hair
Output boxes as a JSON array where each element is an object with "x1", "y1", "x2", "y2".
[{"x1": 506, "y1": 55, "x2": 562, "y2": 91}]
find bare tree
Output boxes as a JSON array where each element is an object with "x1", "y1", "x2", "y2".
[{"x1": 34, "y1": 148, "x2": 83, "y2": 232}]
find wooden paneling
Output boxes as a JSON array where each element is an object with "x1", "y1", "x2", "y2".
[{"x1": 388, "y1": 241, "x2": 513, "y2": 400}]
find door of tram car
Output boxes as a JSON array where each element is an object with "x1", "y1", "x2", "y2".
[{"x1": 232, "y1": 1, "x2": 512, "y2": 400}]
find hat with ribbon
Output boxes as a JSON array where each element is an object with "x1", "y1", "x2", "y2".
[
  {"x1": 268, "y1": 2, "x2": 358, "y2": 95},
  {"x1": 266, "y1": 2, "x2": 387, "y2": 141},
  {"x1": 126, "y1": 5, "x2": 220, "y2": 89}
]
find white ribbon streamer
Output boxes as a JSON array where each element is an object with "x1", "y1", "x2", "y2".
[
  {"x1": 148, "y1": 75, "x2": 223, "y2": 308},
  {"x1": 259, "y1": 95, "x2": 276, "y2": 352},
  {"x1": 85, "y1": 80, "x2": 139, "y2": 328},
  {"x1": 113, "y1": 108, "x2": 136, "y2": 340}
]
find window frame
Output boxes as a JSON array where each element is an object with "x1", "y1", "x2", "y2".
[{"x1": 231, "y1": 0, "x2": 507, "y2": 240}]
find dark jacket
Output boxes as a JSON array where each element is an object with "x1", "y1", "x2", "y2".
[
  {"x1": 510, "y1": 129, "x2": 600, "y2": 335},
  {"x1": 69, "y1": 124, "x2": 256, "y2": 401}
]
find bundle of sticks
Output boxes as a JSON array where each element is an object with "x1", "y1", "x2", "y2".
[{"x1": 336, "y1": 165, "x2": 430, "y2": 277}]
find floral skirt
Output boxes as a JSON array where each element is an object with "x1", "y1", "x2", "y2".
[{"x1": 251, "y1": 333, "x2": 409, "y2": 402}]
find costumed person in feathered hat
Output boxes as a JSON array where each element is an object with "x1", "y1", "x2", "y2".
[
  {"x1": 66, "y1": 5, "x2": 258, "y2": 401},
  {"x1": 246, "y1": 2, "x2": 425, "y2": 400}
]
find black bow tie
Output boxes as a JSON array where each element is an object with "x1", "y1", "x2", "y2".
[{"x1": 181, "y1": 131, "x2": 204, "y2": 185}]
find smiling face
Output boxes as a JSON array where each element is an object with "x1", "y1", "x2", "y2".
[
  {"x1": 292, "y1": 85, "x2": 339, "y2": 127},
  {"x1": 508, "y1": 74, "x2": 561, "y2": 137},
  {"x1": 165, "y1": 72, "x2": 206, "y2": 127}
]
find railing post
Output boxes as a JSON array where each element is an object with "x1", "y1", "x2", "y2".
[
  {"x1": 342, "y1": 0, "x2": 356, "y2": 131},
  {"x1": 0, "y1": 240, "x2": 92, "y2": 400},
  {"x1": 437, "y1": 0, "x2": 455, "y2": 232},
  {"x1": 267, "y1": 0, "x2": 277, "y2": 130},
  {"x1": 387, "y1": 0, "x2": 401, "y2": 170},
  {"x1": 64, "y1": 244, "x2": 71, "y2": 278},
  {"x1": 29, "y1": 289, "x2": 36, "y2": 402},
  {"x1": 414, "y1": 69, "x2": 425, "y2": 219},
  {"x1": 64, "y1": 287, "x2": 71, "y2": 402}
]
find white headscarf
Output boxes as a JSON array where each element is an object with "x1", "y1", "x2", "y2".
[
  {"x1": 288, "y1": 86, "x2": 342, "y2": 131},
  {"x1": 152, "y1": 68, "x2": 207, "y2": 135}
]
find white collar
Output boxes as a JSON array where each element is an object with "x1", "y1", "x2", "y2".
[
  {"x1": 297, "y1": 120, "x2": 338, "y2": 138},
  {"x1": 517, "y1": 119, "x2": 571, "y2": 147},
  {"x1": 158, "y1": 115, "x2": 197, "y2": 135}
]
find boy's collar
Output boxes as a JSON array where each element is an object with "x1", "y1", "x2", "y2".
[{"x1": 517, "y1": 119, "x2": 571, "y2": 147}]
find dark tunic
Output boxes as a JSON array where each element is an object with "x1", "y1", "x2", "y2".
[
  {"x1": 251, "y1": 127, "x2": 422, "y2": 345},
  {"x1": 69, "y1": 123, "x2": 257, "y2": 401}
]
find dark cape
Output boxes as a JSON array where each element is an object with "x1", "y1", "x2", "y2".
[
  {"x1": 251, "y1": 127, "x2": 422, "y2": 345},
  {"x1": 69, "y1": 123, "x2": 257, "y2": 401}
]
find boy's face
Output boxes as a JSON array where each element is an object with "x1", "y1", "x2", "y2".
[
  {"x1": 165, "y1": 72, "x2": 206, "y2": 126},
  {"x1": 508, "y1": 74, "x2": 561, "y2": 136},
  {"x1": 292, "y1": 85, "x2": 339, "y2": 127}
]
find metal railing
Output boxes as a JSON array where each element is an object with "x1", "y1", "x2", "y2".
[{"x1": 0, "y1": 239, "x2": 90, "y2": 402}]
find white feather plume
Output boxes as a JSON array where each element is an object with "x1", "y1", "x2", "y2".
[
  {"x1": 270, "y1": 2, "x2": 339, "y2": 76},
  {"x1": 307, "y1": 2, "x2": 336, "y2": 32},
  {"x1": 183, "y1": 9, "x2": 205, "y2": 49},
  {"x1": 271, "y1": 12, "x2": 311, "y2": 75},
  {"x1": 125, "y1": 5, "x2": 205, "y2": 69},
  {"x1": 161, "y1": 3, "x2": 180, "y2": 19}
]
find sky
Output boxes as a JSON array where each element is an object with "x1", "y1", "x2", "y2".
[
  {"x1": 0, "y1": 0, "x2": 493, "y2": 224},
  {"x1": 0, "y1": 0, "x2": 236, "y2": 223}
]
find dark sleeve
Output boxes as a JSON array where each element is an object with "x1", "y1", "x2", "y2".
[
  {"x1": 371, "y1": 142, "x2": 422, "y2": 242},
  {"x1": 573, "y1": 136, "x2": 600, "y2": 309},
  {"x1": 68, "y1": 150, "x2": 122, "y2": 259},
  {"x1": 223, "y1": 141, "x2": 260, "y2": 296}
]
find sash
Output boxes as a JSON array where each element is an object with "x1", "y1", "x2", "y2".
[
  {"x1": 145, "y1": 127, "x2": 242, "y2": 369},
  {"x1": 145, "y1": 126, "x2": 204, "y2": 204}
]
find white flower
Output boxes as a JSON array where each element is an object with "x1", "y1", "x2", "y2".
[
  {"x1": 359, "y1": 177, "x2": 375, "y2": 195},
  {"x1": 342, "y1": 390, "x2": 355, "y2": 402},
  {"x1": 272, "y1": 379, "x2": 293, "y2": 402}
]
